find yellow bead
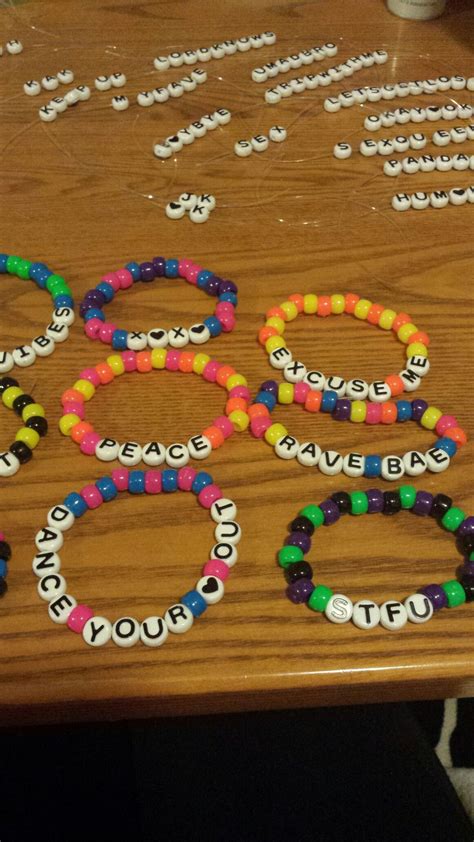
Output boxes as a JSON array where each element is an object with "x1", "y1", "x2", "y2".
[
  {"x1": 420, "y1": 406, "x2": 442, "y2": 430},
  {"x1": 331, "y1": 294, "x2": 345, "y2": 314},
  {"x1": 278, "y1": 382, "x2": 294, "y2": 404},
  {"x1": 15, "y1": 426, "x2": 40, "y2": 449},
  {"x1": 59, "y1": 413, "x2": 81, "y2": 435},
  {"x1": 151, "y1": 348, "x2": 167, "y2": 369},
  {"x1": 73, "y1": 379, "x2": 95, "y2": 400},
  {"x1": 397, "y1": 323, "x2": 418, "y2": 343},
  {"x1": 2, "y1": 386, "x2": 23, "y2": 408},
  {"x1": 228, "y1": 409, "x2": 249, "y2": 432},
  {"x1": 265, "y1": 422, "x2": 288, "y2": 446},
  {"x1": 265, "y1": 335, "x2": 287, "y2": 354},
  {"x1": 379, "y1": 308, "x2": 397, "y2": 330},
  {"x1": 266, "y1": 316, "x2": 285, "y2": 335},
  {"x1": 193, "y1": 353, "x2": 211, "y2": 374},
  {"x1": 106, "y1": 354, "x2": 125, "y2": 375},
  {"x1": 406, "y1": 341, "x2": 428, "y2": 358},
  {"x1": 22, "y1": 402, "x2": 45, "y2": 421},
  {"x1": 350, "y1": 400, "x2": 367, "y2": 423},
  {"x1": 353, "y1": 298, "x2": 372, "y2": 320},
  {"x1": 280, "y1": 301, "x2": 298, "y2": 321},
  {"x1": 226, "y1": 373, "x2": 247, "y2": 391},
  {"x1": 303, "y1": 294, "x2": 318, "y2": 314}
]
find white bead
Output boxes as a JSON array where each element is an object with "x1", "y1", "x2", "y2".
[
  {"x1": 153, "y1": 142, "x2": 172, "y2": 159},
  {"x1": 315, "y1": 71, "x2": 331, "y2": 87},
  {"x1": 436, "y1": 75, "x2": 451, "y2": 91},
  {"x1": 392, "y1": 192, "x2": 412, "y2": 211},
  {"x1": 422, "y1": 79, "x2": 438, "y2": 94},
  {"x1": 211, "y1": 541, "x2": 238, "y2": 567},
  {"x1": 395, "y1": 82, "x2": 410, "y2": 97},
  {"x1": 169, "y1": 51, "x2": 184, "y2": 67},
  {"x1": 380, "y1": 601, "x2": 407, "y2": 631},
  {"x1": 199, "y1": 193, "x2": 216, "y2": 211},
  {"x1": 252, "y1": 67, "x2": 268, "y2": 83},
  {"x1": 432, "y1": 129, "x2": 450, "y2": 146},
  {"x1": 425, "y1": 105, "x2": 441, "y2": 121},
  {"x1": 352, "y1": 88, "x2": 368, "y2": 104},
  {"x1": 95, "y1": 437, "x2": 119, "y2": 462},
  {"x1": 451, "y1": 75, "x2": 466, "y2": 90},
  {"x1": 166, "y1": 134, "x2": 183, "y2": 152},
  {"x1": 142, "y1": 441, "x2": 165, "y2": 466},
  {"x1": 65, "y1": 89, "x2": 80, "y2": 106},
  {"x1": 234, "y1": 140, "x2": 252, "y2": 157},
  {"x1": 147, "y1": 328, "x2": 168, "y2": 348},
  {"x1": 291, "y1": 78, "x2": 306, "y2": 94},
  {"x1": 411, "y1": 191, "x2": 430, "y2": 210},
  {"x1": 324, "y1": 97, "x2": 341, "y2": 113},
  {"x1": 47, "y1": 94, "x2": 66, "y2": 111},
  {"x1": 153, "y1": 86, "x2": 170, "y2": 103},
  {"x1": 42, "y1": 75, "x2": 59, "y2": 91},
  {"x1": 126, "y1": 331, "x2": 147, "y2": 351},
  {"x1": 76, "y1": 85, "x2": 91, "y2": 101},
  {"x1": 284, "y1": 360, "x2": 306, "y2": 383},
  {"x1": 398, "y1": 368, "x2": 421, "y2": 390},
  {"x1": 47, "y1": 505, "x2": 75, "y2": 532},
  {"x1": 189, "y1": 323, "x2": 211, "y2": 344},
  {"x1": 187, "y1": 434, "x2": 212, "y2": 461},
  {"x1": 37, "y1": 573, "x2": 67, "y2": 602},
  {"x1": 235, "y1": 37, "x2": 251, "y2": 52},
  {"x1": 45, "y1": 321, "x2": 68, "y2": 343},
  {"x1": 467, "y1": 186, "x2": 474, "y2": 203},
  {"x1": 32, "y1": 550, "x2": 61, "y2": 577},
  {"x1": 297, "y1": 441, "x2": 321, "y2": 467},
  {"x1": 377, "y1": 138, "x2": 394, "y2": 156},
  {"x1": 401, "y1": 155, "x2": 419, "y2": 175},
  {"x1": 24, "y1": 79, "x2": 41, "y2": 96},
  {"x1": 425, "y1": 447, "x2": 450, "y2": 473},
  {"x1": 269, "y1": 347, "x2": 293, "y2": 370},
  {"x1": 451, "y1": 126, "x2": 468, "y2": 143},
  {"x1": 118, "y1": 441, "x2": 142, "y2": 466},
  {"x1": 408, "y1": 82, "x2": 424, "y2": 96},
  {"x1": 395, "y1": 108, "x2": 411, "y2": 125},
  {"x1": 352, "y1": 600, "x2": 380, "y2": 629},
  {"x1": 140, "y1": 616, "x2": 169, "y2": 647},
  {"x1": 384, "y1": 159, "x2": 402, "y2": 176},
  {"x1": 325, "y1": 375, "x2": 346, "y2": 397},
  {"x1": 214, "y1": 107, "x2": 231, "y2": 125},
  {"x1": 288, "y1": 54, "x2": 302, "y2": 69},
  {"x1": 304, "y1": 370, "x2": 325, "y2": 390},
  {"x1": 0, "y1": 352, "x2": 14, "y2": 373},
  {"x1": 48, "y1": 594, "x2": 77, "y2": 624},
  {"x1": 407, "y1": 355, "x2": 430, "y2": 377},
  {"x1": 277, "y1": 81, "x2": 293, "y2": 97},
  {"x1": 6, "y1": 39, "x2": 23, "y2": 54},
  {"x1": 265, "y1": 88, "x2": 281, "y2": 104},
  {"x1": 360, "y1": 139, "x2": 378, "y2": 157},
  {"x1": 112, "y1": 95, "x2": 129, "y2": 111},
  {"x1": 339, "y1": 91, "x2": 355, "y2": 108},
  {"x1": 180, "y1": 77, "x2": 197, "y2": 93},
  {"x1": 333, "y1": 142, "x2": 352, "y2": 159},
  {"x1": 381, "y1": 455, "x2": 405, "y2": 481},
  {"x1": 165, "y1": 603, "x2": 194, "y2": 633},
  {"x1": 366, "y1": 87, "x2": 382, "y2": 102},
  {"x1": 467, "y1": 77, "x2": 474, "y2": 91},
  {"x1": 342, "y1": 452, "x2": 365, "y2": 478},
  {"x1": 275, "y1": 435, "x2": 299, "y2": 460},
  {"x1": 137, "y1": 90, "x2": 154, "y2": 107},
  {"x1": 419, "y1": 154, "x2": 436, "y2": 173},
  {"x1": 165, "y1": 443, "x2": 189, "y2": 468},
  {"x1": 53, "y1": 306, "x2": 75, "y2": 326},
  {"x1": 430, "y1": 189, "x2": 449, "y2": 209},
  {"x1": 214, "y1": 520, "x2": 241, "y2": 545},
  {"x1": 403, "y1": 450, "x2": 427, "y2": 476},
  {"x1": 262, "y1": 31, "x2": 276, "y2": 45},
  {"x1": 196, "y1": 46, "x2": 212, "y2": 61},
  {"x1": 380, "y1": 112, "x2": 396, "y2": 129},
  {"x1": 12, "y1": 345, "x2": 36, "y2": 367},
  {"x1": 360, "y1": 52, "x2": 375, "y2": 68},
  {"x1": 191, "y1": 68, "x2": 207, "y2": 84},
  {"x1": 409, "y1": 132, "x2": 426, "y2": 150},
  {"x1": 0, "y1": 451, "x2": 20, "y2": 477},
  {"x1": 405, "y1": 594, "x2": 433, "y2": 624},
  {"x1": 318, "y1": 450, "x2": 343, "y2": 476},
  {"x1": 382, "y1": 84, "x2": 396, "y2": 100},
  {"x1": 189, "y1": 204, "x2": 209, "y2": 223},
  {"x1": 410, "y1": 107, "x2": 425, "y2": 123},
  {"x1": 166, "y1": 201, "x2": 185, "y2": 220},
  {"x1": 453, "y1": 154, "x2": 469, "y2": 171},
  {"x1": 457, "y1": 103, "x2": 472, "y2": 119},
  {"x1": 346, "y1": 378, "x2": 369, "y2": 400},
  {"x1": 210, "y1": 44, "x2": 226, "y2": 60},
  {"x1": 325, "y1": 594, "x2": 353, "y2": 624},
  {"x1": 449, "y1": 187, "x2": 468, "y2": 205},
  {"x1": 436, "y1": 154, "x2": 453, "y2": 172},
  {"x1": 35, "y1": 526, "x2": 63, "y2": 553},
  {"x1": 368, "y1": 380, "x2": 391, "y2": 402},
  {"x1": 154, "y1": 56, "x2": 170, "y2": 71},
  {"x1": 83, "y1": 616, "x2": 113, "y2": 647},
  {"x1": 39, "y1": 105, "x2": 57, "y2": 122},
  {"x1": 112, "y1": 617, "x2": 140, "y2": 647},
  {"x1": 210, "y1": 498, "x2": 237, "y2": 523},
  {"x1": 111, "y1": 72, "x2": 126, "y2": 87},
  {"x1": 250, "y1": 34, "x2": 264, "y2": 49},
  {"x1": 95, "y1": 75, "x2": 111, "y2": 91},
  {"x1": 442, "y1": 104, "x2": 457, "y2": 120},
  {"x1": 196, "y1": 575, "x2": 225, "y2": 605},
  {"x1": 373, "y1": 49, "x2": 388, "y2": 64},
  {"x1": 264, "y1": 62, "x2": 279, "y2": 78},
  {"x1": 168, "y1": 81, "x2": 184, "y2": 98},
  {"x1": 251, "y1": 134, "x2": 269, "y2": 152}
]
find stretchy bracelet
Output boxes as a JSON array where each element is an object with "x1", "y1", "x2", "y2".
[
  {"x1": 279, "y1": 487, "x2": 474, "y2": 630},
  {"x1": 0, "y1": 532, "x2": 11, "y2": 598},
  {"x1": 33, "y1": 468, "x2": 240, "y2": 647},
  {"x1": 79, "y1": 256, "x2": 237, "y2": 350},
  {"x1": 0, "y1": 253, "x2": 75, "y2": 372},
  {"x1": 250, "y1": 387, "x2": 466, "y2": 480},
  {"x1": 0, "y1": 376, "x2": 48, "y2": 476},
  {"x1": 259, "y1": 292, "x2": 430, "y2": 402},
  {"x1": 59, "y1": 349, "x2": 250, "y2": 466}
]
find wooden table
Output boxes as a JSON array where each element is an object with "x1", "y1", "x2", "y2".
[{"x1": 1, "y1": 0, "x2": 473, "y2": 725}]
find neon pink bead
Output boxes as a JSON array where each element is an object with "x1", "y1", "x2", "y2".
[
  {"x1": 203, "y1": 360, "x2": 220, "y2": 382},
  {"x1": 101, "y1": 272, "x2": 120, "y2": 291},
  {"x1": 435, "y1": 414, "x2": 458, "y2": 435},
  {"x1": 198, "y1": 484, "x2": 223, "y2": 508},
  {"x1": 80, "y1": 483, "x2": 103, "y2": 508},
  {"x1": 228, "y1": 385, "x2": 251, "y2": 401},
  {"x1": 80, "y1": 431, "x2": 101, "y2": 455},
  {"x1": 0, "y1": 532, "x2": 4, "y2": 541},
  {"x1": 294, "y1": 382, "x2": 310, "y2": 403},
  {"x1": 99, "y1": 322, "x2": 116, "y2": 343},
  {"x1": 84, "y1": 318, "x2": 103, "y2": 339},
  {"x1": 80, "y1": 367, "x2": 101, "y2": 387},
  {"x1": 251, "y1": 416, "x2": 272, "y2": 438},
  {"x1": 145, "y1": 470, "x2": 162, "y2": 494},
  {"x1": 111, "y1": 467, "x2": 129, "y2": 491},
  {"x1": 366, "y1": 403, "x2": 383, "y2": 424},
  {"x1": 178, "y1": 259, "x2": 192, "y2": 276},
  {"x1": 116, "y1": 268, "x2": 133, "y2": 289},
  {"x1": 214, "y1": 415, "x2": 234, "y2": 438},
  {"x1": 67, "y1": 604, "x2": 94, "y2": 633},
  {"x1": 121, "y1": 350, "x2": 137, "y2": 371},
  {"x1": 165, "y1": 350, "x2": 180, "y2": 371},
  {"x1": 215, "y1": 302, "x2": 234, "y2": 317},
  {"x1": 203, "y1": 559, "x2": 230, "y2": 581},
  {"x1": 186, "y1": 266, "x2": 199, "y2": 285},
  {"x1": 219, "y1": 314, "x2": 236, "y2": 333},
  {"x1": 63, "y1": 401, "x2": 84, "y2": 419},
  {"x1": 178, "y1": 467, "x2": 197, "y2": 490}
]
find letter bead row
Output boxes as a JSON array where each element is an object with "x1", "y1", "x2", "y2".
[
  {"x1": 384, "y1": 153, "x2": 473, "y2": 177},
  {"x1": 153, "y1": 106, "x2": 231, "y2": 158},
  {"x1": 234, "y1": 126, "x2": 287, "y2": 157},
  {"x1": 33, "y1": 469, "x2": 240, "y2": 647},
  {"x1": 153, "y1": 32, "x2": 275, "y2": 71},
  {"x1": 325, "y1": 75, "x2": 471, "y2": 112},
  {"x1": 142, "y1": 69, "x2": 208, "y2": 106},
  {"x1": 363, "y1": 102, "x2": 472, "y2": 132},
  {"x1": 392, "y1": 186, "x2": 474, "y2": 211},
  {"x1": 24, "y1": 69, "x2": 74, "y2": 96},
  {"x1": 251, "y1": 41, "x2": 337, "y2": 83},
  {"x1": 0, "y1": 376, "x2": 48, "y2": 476},
  {"x1": 0, "y1": 533, "x2": 11, "y2": 598},
  {"x1": 360, "y1": 124, "x2": 474, "y2": 157},
  {"x1": 280, "y1": 488, "x2": 473, "y2": 630}
]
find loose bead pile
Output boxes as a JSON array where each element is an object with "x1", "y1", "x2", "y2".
[
  {"x1": 153, "y1": 106, "x2": 231, "y2": 158},
  {"x1": 166, "y1": 193, "x2": 217, "y2": 223},
  {"x1": 278, "y1": 488, "x2": 474, "y2": 630},
  {"x1": 0, "y1": 253, "x2": 74, "y2": 372},
  {"x1": 392, "y1": 187, "x2": 474, "y2": 211},
  {"x1": 251, "y1": 41, "x2": 338, "y2": 83},
  {"x1": 0, "y1": 376, "x2": 48, "y2": 476},
  {"x1": 260, "y1": 292, "x2": 430, "y2": 401},
  {"x1": 0, "y1": 533, "x2": 11, "y2": 597},
  {"x1": 33, "y1": 469, "x2": 240, "y2": 647},
  {"x1": 324, "y1": 74, "x2": 473, "y2": 111},
  {"x1": 79, "y1": 256, "x2": 237, "y2": 348},
  {"x1": 59, "y1": 349, "x2": 250, "y2": 466},
  {"x1": 152, "y1": 32, "x2": 276, "y2": 71}
]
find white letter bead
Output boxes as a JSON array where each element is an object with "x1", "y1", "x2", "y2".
[
  {"x1": 380, "y1": 601, "x2": 408, "y2": 630},
  {"x1": 95, "y1": 438, "x2": 120, "y2": 461},
  {"x1": 153, "y1": 143, "x2": 172, "y2": 159},
  {"x1": 126, "y1": 331, "x2": 147, "y2": 350},
  {"x1": 169, "y1": 51, "x2": 184, "y2": 67},
  {"x1": 166, "y1": 135, "x2": 183, "y2": 152},
  {"x1": 179, "y1": 192, "x2": 197, "y2": 209},
  {"x1": 37, "y1": 573, "x2": 67, "y2": 602},
  {"x1": 112, "y1": 95, "x2": 129, "y2": 111},
  {"x1": 304, "y1": 370, "x2": 325, "y2": 390},
  {"x1": 196, "y1": 575, "x2": 225, "y2": 605},
  {"x1": 187, "y1": 434, "x2": 212, "y2": 461},
  {"x1": 419, "y1": 155, "x2": 436, "y2": 173},
  {"x1": 24, "y1": 80, "x2": 41, "y2": 96},
  {"x1": 252, "y1": 68, "x2": 267, "y2": 83},
  {"x1": 0, "y1": 352, "x2": 14, "y2": 373},
  {"x1": 453, "y1": 154, "x2": 469, "y2": 171},
  {"x1": 324, "y1": 97, "x2": 341, "y2": 113},
  {"x1": 118, "y1": 441, "x2": 142, "y2": 466},
  {"x1": 47, "y1": 505, "x2": 75, "y2": 531},
  {"x1": 378, "y1": 139, "x2": 394, "y2": 156},
  {"x1": 165, "y1": 604, "x2": 194, "y2": 633},
  {"x1": 368, "y1": 381, "x2": 391, "y2": 402},
  {"x1": 154, "y1": 56, "x2": 170, "y2": 71},
  {"x1": 165, "y1": 443, "x2": 189, "y2": 468},
  {"x1": 411, "y1": 191, "x2": 430, "y2": 210},
  {"x1": 32, "y1": 551, "x2": 61, "y2": 577},
  {"x1": 210, "y1": 498, "x2": 237, "y2": 523},
  {"x1": 234, "y1": 140, "x2": 252, "y2": 157},
  {"x1": 381, "y1": 455, "x2": 405, "y2": 481},
  {"x1": 214, "y1": 521, "x2": 241, "y2": 544},
  {"x1": 181, "y1": 77, "x2": 196, "y2": 93},
  {"x1": 0, "y1": 451, "x2": 20, "y2": 477},
  {"x1": 403, "y1": 450, "x2": 426, "y2": 476},
  {"x1": 399, "y1": 369, "x2": 421, "y2": 391},
  {"x1": 325, "y1": 594, "x2": 354, "y2": 624},
  {"x1": 265, "y1": 88, "x2": 281, "y2": 104},
  {"x1": 111, "y1": 72, "x2": 126, "y2": 87},
  {"x1": 269, "y1": 125, "x2": 287, "y2": 142},
  {"x1": 191, "y1": 69, "x2": 207, "y2": 84},
  {"x1": 325, "y1": 375, "x2": 346, "y2": 397},
  {"x1": 270, "y1": 346, "x2": 292, "y2": 369},
  {"x1": 384, "y1": 159, "x2": 402, "y2": 177},
  {"x1": 352, "y1": 600, "x2": 380, "y2": 629},
  {"x1": 436, "y1": 155, "x2": 453, "y2": 172},
  {"x1": 199, "y1": 193, "x2": 216, "y2": 210},
  {"x1": 12, "y1": 345, "x2": 36, "y2": 367},
  {"x1": 42, "y1": 75, "x2": 59, "y2": 91},
  {"x1": 407, "y1": 355, "x2": 430, "y2": 376},
  {"x1": 405, "y1": 594, "x2": 434, "y2": 624},
  {"x1": 168, "y1": 323, "x2": 189, "y2": 347},
  {"x1": 343, "y1": 452, "x2": 365, "y2": 478},
  {"x1": 262, "y1": 31, "x2": 276, "y2": 45},
  {"x1": 168, "y1": 82, "x2": 184, "y2": 98},
  {"x1": 83, "y1": 616, "x2": 113, "y2": 647},
  {"x1": 214, "y1": 107, "x2": 231, "y2": 125},
  {"x1": 360, "y1": 139, "x2": 378, "y2": 157},
  {"x1": 425, "y1": 447, "x2": 450, "y2": 473},
  {"x1": 137, "y1": 91, "x2": 155, "y2": 107},
  {"x1": 140, "y1": 616, "x2": 169, "y2": 647},
  {"x1": 35, "y1": 526, "x2": 64, "y2": 552},
  {"x1": 53, "y1": 306, "x2": 74, "y2": 326},
  {"x1": 189, "y1": 323, "x2": 211, "y2": 344},
  {"x1": 141, "y1": 441, "x2": 165, "y2": 466},
  {"x1": 284, "y1": 360, "x2": 306, "y2": 383},
  {"x1": 251, "y1": 135, "x2": 269, "y2": 152},
  {"x1": 409, "y1": 132, "x2": 426, "y2": 150},
  {"x1": 449, "y1": 187, "x2": 468, "y2": 205},
  {"x1": 275, "y1": 435, "x2": 299, "y2": 460},
  {"x1": 48, "y1": 593, "x2": 77, "y2": 624},
  {"x1": 364, "y1": 115, "x2": 382, "y2": 131},
  {"x1": 297, "y1": 441, "x2": 321, "y2": 467},
  {"x1": 6, "y1": 39, "x2": 23, "y2": 54},
  {"x1": 319, "y1": 451, "x2": 343, "y2": 476},
  {"x1": 153, "y1": 87, "x2": 170, "y2": 103},
  {"x1": 76, "y1": 85, "x2": 91, "y2": 101},
  {"x1": 402, "y1": 156, "x2": 420, "y2": 175},
  {"x1": 65, "y1": 89, "x2": 80, "y2": 107},
  {"x1": 112, "y1": 617, "x2": 140, "y2": 647},
  {"x1": 333, "y1": 142, "x2": 352, "y2": 159},
  {"x1": 442, "y1": 104, "x2": 457, "y2": 120},
  {"x1": 393, "y1": 135, "x2": 410, "y2": 152},
  {"x1": 39, "y1": 105, "x2": 57, "y2": 122},
  {"x1": 211, "y1": 541, "x2": 238, "y2": 566},
  {"x1": 95, "y1": 75, "x2": 111, "y2": 91},
  {"x1": 57, "y1": 68, "x2": 74, "y2": 84},
  {"x1": 165, "y1": 201, "x2": 185, "y2": 220},
  {"x1": 392, "y1": 193, "x2": 412, "y2": 212},
  {"x1": 430, "y1": 190, "x2": 449, "y2": 209},
  {"x1": 189, "y1": 204, "x2": 209, "y2": 224}
]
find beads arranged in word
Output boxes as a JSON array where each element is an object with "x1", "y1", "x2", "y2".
[
  {"x1": 153, "y1": 32, "x2": 276, "y2": 71},
  {"x1": 166, "y1": 193, "x2": 217, "y2": 223},
  {"x1": 392, "y1": 186, "x2": 474, "y2": 211},
  {"x1": 234, "y1": 125, "x2": 287, "y2": 156},
  {"x1": 384, "y1": 153, "x2": 473, "y2": 177},
  {"x1": 0, "y1": 253, "x2": 74, "y2": 372},
  {"x1": 112, "y1": 94, "x2": 129, "y2": 111},
  {"x1": 80, "y1": 255, "x2": 237, "y2": 349},
  {"x1": 251, "y1": 41, "x2": 338, "y2": 83},
  {"x1": 95, "y1": 71, "x2": 126, "y2": 91},
  {"x1": 38, "y1": 84, "x2": 91, "y2": 121},
  {"x1": 0, "y1": 533, "x2": 10, "y2": 598},
  {"x1": 153, "y1": 108, "x2": 231, "y2": 158},
  {"x1": 260, "y1": 291, "x2": 430, "y2": 401},
  {"x1": 0, "y1": 376, "x2": 48, "y2": 477},
  {"x1": 364, "y1": 103, "x2": 473, "y2": 132},
  {"x1": 324, "y1": 74, "x2": 470, "y2": 112},
  {"x1": 360, "y1": 125, "x2": 474, "y2": 157},
  {"x1": 25, "y1": 70, "x2": 74, "y2": 97},
  {"x1": 333, "y1": 142, "x2": 352, "y2": 159},
  {"x1": 140, "y1": 69, "x2": 207, "y2": 105},
  {"x1": 279, "y1": 488, "x2": 473, "y2": 630},
  {"x1": 33, "y1": 469, "x2": 240, "y2": 647}
]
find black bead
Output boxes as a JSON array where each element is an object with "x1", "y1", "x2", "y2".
[
  {"x1": 0, "y1": 376, "x2": 19, "y2": 394},
  {"x1": 26, "y1": 415, "x2": 48, "y2": 436},
  {"x1": 331, "y1": 491, "x2": 351, "y2": 514},
  {"x1": 9, "y1": 440, "x2": 32, "y2": 464},
  {"x1": 0, "y1": 578, "x2": 8, "y2": 598},
  {"x1": 383, "y1": 490, "x2": 401, "y2": 515},
  {"x1": 456, "y1": 533, "x2": 474, "y2": 557},
  {"x1": 459, "y1": 574, "x2": 474, "y2": 602},
  {"x1": 0, "y1": 541, "x2": 12, "y2": 561},
  {"x1": 285, "y1": 561, "x2": 313, "y2": 583},
  {"x1": 429, "y1": 493, "x2": 452, "y2": 520},
  {"x1": 12, "y1": 393, "x2": 35, "y2": 416},
  {"x1": 290, "y1": 515, "x2": 314, "y2": 536}
]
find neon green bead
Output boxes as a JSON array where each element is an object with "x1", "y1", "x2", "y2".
[
  {"x1": 420, "y1": 406, "x2": 442, "y2": 430},
  {"x1": 278, "y1": 545, "x2": 304, "y2": 568},
  {"x1": 441, "y1": 506, "x2": 465, "y2": 532},
  {"x1": 15, "y1": 426, "x2": 40, "y2": 449},
  {"x1": 407, "y1": 341, "x2": 428, "y2": 358},
  {"x1": 73, "y1": 379, "x2": 95, "y2": 400},
  {"x1": 278, "y1": 382, "x2": 294, "y2": 404},
  {"x1": 192, "y1": 352, "x2": 210, "y2": 374},
  {"x1": 441, "y1": 579, "x2": 466, "y2": 607},
  {"x1": 17, "y1": 258, "x2": 32, "y2": 279},
  {"x1": 303, "y1": 294, "x2": 318, "y2": 314},
  {"x1": 280, "y1": 300, "x2": 298, "y2": 321},
  {"x1": 22, "y1": 402, "x2": 45, "y2": 420},
  {"x1": 397, "y1": 322, "x2": 418, "y2": 343},
  {"x1": 350, "y1": 491, "x2": 368, "y2": 515},
  {"x1": 353, "y1": 298, "x2": 372, "y2": 320},
  {"x1": 399, "y1": 485, "x2": 416, "y2": 509},
  {"x1": 469, "y1": 551, "x2": 474, "y2": 562},
  {"x1": 308, "y1": 584, "x2": 333, "y2": 612},
  {"x1": 106, "y1": 354, "x2": 125, "y2": 375},
  {"x1": 299, "y1": 505, "x2": 324, "y2": 527},
  {"x1": 265, "y1": 423, "x2": 288, "y2": 446},
  {"x1": 379, "y1": 308, "x2": 397, "y2": 330},
  {"x1": 6, "y1": 255, "x2": 21, "y2": 274},
  {"x1": 266, "y1": 316, "x2": 285, "y2": 334},
  {"x1": 46, "y1": 274, "x2": 66, "y2": 292},
  {"x1": 331, "y1": 293, "x2": 345, "y2": 314},
  {"x1": 59, "y1": 413, "x2": 81, "y2": 435},
  {"x1": 350, "y1": 400, "x2": 367, "y2": 423},
  {"x1": 228, "y1": 409, "x2": 249, "y2": 432},
  {"x1": 265, "y1": 335, "x2": 286, "y2": 354},
  {"x1": 2, "y1": 386, "x2": 23, "y2": 408}
]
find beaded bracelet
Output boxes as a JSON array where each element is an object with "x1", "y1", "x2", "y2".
[
  {"x1": 59, "y1": 349, "x2": 250, "y2": 466},
  {"x1": 0, "y1": 253, "x2": 74, "y2": 372},
  {"x1": 0, "y1": 376, "x2": 48, "y2": 476},
  {"x1": 259, "y1": 292, "x2": 430, "y2": 402},
  {"x1": 250, "y1": 387, "x2": 466, "y2": 480},
  {"x1": 279, "y1": 487, "x2": 474, "y2": 630},
  {"x1": 0, "y1": 532, "x2": 11, "y2": 598},
  {"x1": 79, "y1": 256, "x2": 237, "y2": 350},
  {"x1": 33, "y1": 468, "x2": 240, "y2": 647}
]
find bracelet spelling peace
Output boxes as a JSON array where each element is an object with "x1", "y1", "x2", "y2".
[
  {"x1": 259, "y1": 292, "x2": 430, "y2": 402},
  {"x1": 0, "y1": 532, "x2": 11, "y2": 598},
  {"x1": 79, "y1": 256, "x2": 237, "y2": 350},
  {"x1": 33, "y1": 468, "x2": 240, "y2": 647},
  {"x1": 59, "y1": 349, "x2": 250, "y2": 466},
  {"x1": 279, "y1": 486, "x2": 474, "y2": 630},
  {"x1": 0, "y1": 253, "x2": 75, "y2": 372},
  {"x1": 0, "y1": 376, "x2": 48, "y2": 477}
]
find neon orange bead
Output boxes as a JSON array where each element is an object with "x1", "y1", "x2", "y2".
[
  {"x1": 95, "y1": 362, "x2": 114, "y2": 383},
  {"x1": 444, "y1": 427, "x2": 467, "y2": 447},
  {"x1": 305, "y1": 390, "x2": 322, "y2": 412},
  {"x1": 265, "y1": 316, "x2": 285, "y2": 334},
  {"x1": 381, "y1": 402, "x2": 398, "y2": 424},
  {"x1": 409, "y1": 331, "x2": 430, "y2": 346},
  {"x1": 178, "y1": 351, "x2": 195, "y2": 373},
  {"x1": 248, "y1": 404, "x2": 270, "y2": 419},
  {"x1": 226, "y1": 397, "x2": 247, "y2": 414},
  {"x1": 202, "y1": 425, "x2": 225, "y2": 448},
  {"x1": 61, "y1": 388, "x2": 84, "y2": 406},
  {"x1": 317, "y1": 295, "x2": 332, "y2": 317},
  {"x1": 367, "y1": 303, "x2": 384, "y2": 325},
  {"x1": 385, "y1": 374, "x2": 404, "y2": 396},
  {"x1": 344, "y1": 292, "x2": 360, "y2": 313},
  {"x1": 288, "y1": 293, "x2": 305, "y2": 312},
  {"x1": 70, "y1": 421, "x2": 94, "y2": 444},
  {"x1": 259, "y1": 326, "x2": 278, "y2": 345},
  {"x1": 266, "y1": 305, "x2": 286, "y2": 321},
  {"x1": 392, "y1": 312, "x2": 411, "y2": 332},
  {"x1": 216, "y1": 365, "x2": 236, "y2": 387}
]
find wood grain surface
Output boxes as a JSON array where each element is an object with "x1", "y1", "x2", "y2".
[{"x1": 0, "y1": 0, "x2": 473, "y2": 725}]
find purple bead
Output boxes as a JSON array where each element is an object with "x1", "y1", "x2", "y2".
[
  {"x1": 457, "y1": 516, "x2": 474, "y2": 537},
  {"x1": 411, "y1": 398, "x2": 429, "y2": 422},
  {"x1": 206, "y1": 276, "x2": 221, "y2": 296},
  {"x1": 286, "y1": 531, "x2": 311, "y2": 554},
  {"x1": 366, "y1": 488, "x2": 384, "y2": 513},
  {"x1": 219, "y1": 280, "x2": 238, "y2": 295},
  {"x1": 261, "y1": 380, "x2": 278, "y2": 397},
  {"x1": 319, "y1": 499, "x2": 340, "y2": 525},
  {"x1": 140, "y1": 261, "x2": 155, "y2": 282},
  {"x1": 412, "y1": 491, "x2": 433, "y2": 516},
  {"x1": 79, "y1": 300, "x2": 95, "y2": 317},
  {"x1": 332, "y1": 399, "x2": 351, "y2": 421},
  {"x1": 286, "y1": 578, "x2": 315, "y2": 604},
  {"x1": 152, "y1": 256, "x2": 166, "y2": 276},
  {"x1": 459, "y1": 561, "x2": 474, "y2": 578},
  {"x1": 85, "y1": 289, "x2": 106, "y2": 307},
  {"x1": 419, "y1": 583, "x2": 447, "y2": 611}
]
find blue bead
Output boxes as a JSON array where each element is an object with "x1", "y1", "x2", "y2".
[
  {"x1": 0, "y1": 559, "x2": 7, "y2": 578},
  {"x1": 192, "y1": 471, "x2": 213, "y2": 494},
  {"x1": 112, "y1": 329, "x2": 128, "y2": 350},
  {"x1": 125, "y1": 261, "x2": 141, "y2": 281},
  {"x1": 396, "y1": 400, "x2": 412, "y2": 422},
  {"x1": 33, "y1": 268, "x2": 52, "y2": 289},
  {"x1": 203, "y1": 316, "x2": 222, "y2": 337},
  {"x1": 95, "y1": 476, "x2": 118, "y2": 502},
  {"x1": 0, "y1": 254, "x2": 8, "y2": 273},
  {"x1": 219, "y1": 292, "x2": 237, "y2": 305},
  {"x1": 254, "y1": 390, "x2": 276, "y2": 410},
  {"x1": 364, "y1": 455, "x2": 382, "y2": 478},
  {"x1": 28, "y1": 261, "x2": 48, "y2": 280},
  {"x1": 181, "y1": 589, "x2": 207, "y2": 617},
  {"x1": 321, "y1": 390, "x2": 337, "y2": 412},
  {"x1": 84, "y1": 308, "x2": 105, "y2": 322},
  {"x1": 54, "y1": 294, "x2": 74, "y2": 308},
  {"x1": 96, "y1": 282, "x2": 115, "y2": 302},
  {"x1": 435, "y1": 437, "x2": 457, "y2": 457},
  {"x1": 64, "y1": 491, "x2": 88, "y2": 517},
  {"x1": 165, "y1": 258, "x2": 179, "y2": 277},
  {"x1": 162, "y1": 469, "x2": 178, "y2": 492},
  {"x1": 197, "y1": 270, "x2": 213, "y2": 289},
  {"x1": 129, "y1": 470, "x2": 145, "y2": 493}
]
